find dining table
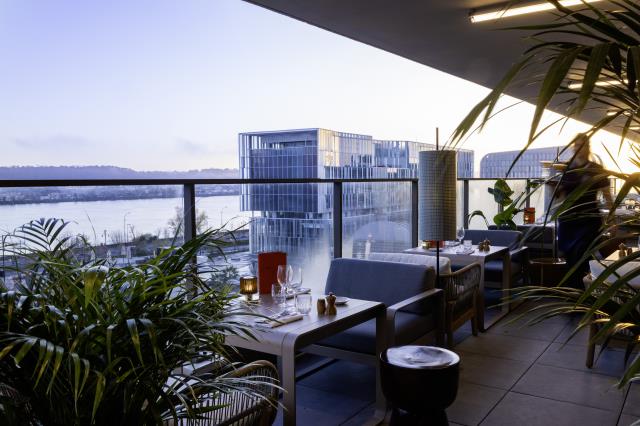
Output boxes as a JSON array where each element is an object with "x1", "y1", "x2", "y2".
[{"x1": 225, "y1": 294, "x2": 387, "y2": 426}]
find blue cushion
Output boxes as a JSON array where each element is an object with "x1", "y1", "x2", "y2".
[
  {"x1": 319, "y1": 311, "x2": 436, "y2": 355},
  {"x1": 324, "y1": 258, "x2": 435, "y2": 314}
]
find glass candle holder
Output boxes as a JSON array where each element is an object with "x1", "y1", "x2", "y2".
[{"x1": 239, "y1": 276, "x2": 258, "y2": 302}]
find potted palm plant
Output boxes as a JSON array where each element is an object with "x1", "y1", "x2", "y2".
[
  {"x1": 451, "y1": 0, "x2": 640, "y2": 387},
  {"x1": 0, "y1": 218, "x2": 277, "y2": 425}
]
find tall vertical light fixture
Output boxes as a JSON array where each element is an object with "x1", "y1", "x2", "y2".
[{"x1": 418, "y1": 129, "x2": 457, "y2": 282}]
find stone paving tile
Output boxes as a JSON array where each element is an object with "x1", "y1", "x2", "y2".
[
  {"x1": 299, "y1": 360, "x2": 375, "y2": 400},
  {"x1": 457, "y1": 350, "x2": 530, "y2": 390},
  {"x1": 455, "y1": 332, "x2": 550, "y2": 362},
  {"x1": 481, "y1": 392, "x2": 617, "y2": 426},
  {"x1": 624, "y1": 383, "x2": 640, "y2": 417},
  {"x1": 487, "y1": 316, "x2": 567, "y2": 342},
  {"x1": 537, "y1": 342, "x2": 629, "y2": 377},
  {"x1": 446, "y1": 381, "x2": 506, "y2": 426},
  {"x1": 513, "y1": 364, "x2": 625, "y2": 411},
  {"x1": 273, "y1": 384, "x2": 371, "y2": 426},
  {"x1": 618, "y1": 413, "x2": 640, "y2": 426}
]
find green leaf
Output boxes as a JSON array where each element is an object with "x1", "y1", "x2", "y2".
[
  {"x1": 91, "y1": 371, "x2": 106, "y2": 423},
  {"x1": 126, "y1": 318, "x2": 144, "y2": 366}
]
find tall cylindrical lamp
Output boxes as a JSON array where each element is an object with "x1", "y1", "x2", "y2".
[{"x1": 419, "y1": 149, "x2": 458, "y2": 281}]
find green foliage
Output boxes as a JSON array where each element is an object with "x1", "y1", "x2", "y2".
[
  {"x1": 468, "y1": 179, "x2": 537, "y2": 230},
  {"x1": 453, "y1": 0, "x2": 640, "y2": 387},
  {"x1": 449, "y1": 0, "x2": 640, "y2": 157},
  {"x1": 0, "y1": 218, "x2": 270, "y2": 425}
]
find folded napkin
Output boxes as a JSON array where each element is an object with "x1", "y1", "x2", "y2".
[
  {"x1": 255, "y1": 313, "x2": 303, "y2": 328},
  {"x1": 455, "y1": 247, "x2": 475, "y2": 255}
]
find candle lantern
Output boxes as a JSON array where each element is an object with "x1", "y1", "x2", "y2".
[{"x1": 239, "y1": 276, "x2": 259, "y2": 302}]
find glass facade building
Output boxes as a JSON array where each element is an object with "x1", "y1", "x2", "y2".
[
  {"x1": 480, "y1": 147, "x2": 569, "y2": 178},
  {"x1": 239, "y1": 128, "x2": 474, "y2": 264}
]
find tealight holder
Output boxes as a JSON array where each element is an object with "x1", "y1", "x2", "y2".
[{"x1": 239, "y1": 276, "x2": 259, "y2": 302}]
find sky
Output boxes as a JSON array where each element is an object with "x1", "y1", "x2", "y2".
[{"x1": 0, "y1": 0, "x2": 635, "y2": 173}]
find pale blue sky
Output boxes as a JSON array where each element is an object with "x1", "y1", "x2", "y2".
[{"x1": 0, "y1": 0, "x2": 629, "y2": 172}]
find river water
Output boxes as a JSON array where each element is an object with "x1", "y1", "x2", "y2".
[{"x1": 0, "y1": 195, "x2": 248, "y2": 244}]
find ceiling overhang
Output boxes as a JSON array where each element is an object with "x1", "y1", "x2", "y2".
[{"x1": 242, "y1": 0, "x2": 615, "y2": 129}]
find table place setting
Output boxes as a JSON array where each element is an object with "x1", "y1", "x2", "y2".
[{"x1": 254, "y1": 311, "x2": 304, "y2": 328}]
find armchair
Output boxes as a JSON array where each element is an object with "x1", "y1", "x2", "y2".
[
  {"x1": 178, "y1": 360, "x2": 279, "y2": 426},
  {"x1": 369, "y1": 253, "x2": 480, "y2": 347},
  {"x1": 307, "y1": 258, "x2": 444, "y2": 363},
  {"x1": 460, "y1": 229, "x2": 528, "y2": 287}
]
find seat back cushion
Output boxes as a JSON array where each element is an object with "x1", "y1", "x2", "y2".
[
  {"x1": 589, "y1": 260, "x2": 640, "y2": 288},
  {"x1": 325, "y1": 258, "x2": 435, "y2": 313},
  {"x1": 464, "y1": 229, "x2": 522, "y2": 250},
  {"x1": 368, "y1": 252, "x2": 451, "y2": 274}
]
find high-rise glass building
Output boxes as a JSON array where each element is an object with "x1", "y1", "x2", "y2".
[
  {"x1": 239, "y1": 129, "x2": 474, "y2": 263},
  {"x1": 480, "y1": 146, "x2": 570, "y2": 178}
]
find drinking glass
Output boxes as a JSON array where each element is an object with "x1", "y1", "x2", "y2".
[
  {"x1": 295, "y1": 293, "x2": 312, "y2": 315},
  {"x1": 456, "y1": 227, "x2": 465, "y2": 244},
  {"x1": 271, "y1": 283, "x2": 286, "y2": 307},
  {"x1": 463, "y1": 240, "x2": 472, "y2": 249}
]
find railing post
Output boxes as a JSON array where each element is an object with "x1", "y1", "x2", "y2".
[
  {"x1": 411, "y1": 180, "x2": 419, "y2": 248},
  {"x1": 463, "y1": 179, "x2": 470, "y2": 229},
  {"x1": 332, "y1": 182, "x2": 342, "y2": 258},
  {"x1": 183, "y1": 183, "x2": 197, "y2": 243}
]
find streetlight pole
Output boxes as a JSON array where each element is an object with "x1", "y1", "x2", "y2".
[
  {"x1": 221, "y1": 206, "x2": 227, "y2": 227},
  {"x1": 123, "y1": 212, "x2": 131, "y2": 245}
]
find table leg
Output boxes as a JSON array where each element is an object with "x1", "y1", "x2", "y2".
[
  {"x1": 375, "y1": 310, "x2": 387, "y2": 421},
  {"x1": 281, "y1": 341, "x2": 297, "y2": 426},
  {"x1": 502, "y1": 251, "x2": 512, "y2": 315},
  {"x1": 477, "y1": 262, "x2": 486, "y2": 332}
]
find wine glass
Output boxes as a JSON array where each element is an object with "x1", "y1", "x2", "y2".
[
  {"x1": 289, "y1": 266, "x2": 303, "y2": 291},
  {"x1": 456, "y1": 227, "x2": 465, "y2": 245},
  {"x1": 277, "y1": 264, "x2": 295, "y2": 312},
  {"x1": 277, "y1": 264, "x2": 292, "y2": 287}
]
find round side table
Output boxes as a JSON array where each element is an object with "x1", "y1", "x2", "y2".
[{"x1": 380, "y1": 345, "x2": 460, "y2": 425}]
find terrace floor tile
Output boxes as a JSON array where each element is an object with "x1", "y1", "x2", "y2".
[
  {"x1": 457, "y1": 350, "x2": 530, "y2": 390},
  {"x1": 537, "y1": 342, "x2": 629, "y2": 377},
  {"x1": 481, "y1": 392, "x2": 617, "y2": 426},
  {"x1": 455, "y1": 332, "x2": 551, "y2": 362},
  {"x1": 446, "y1": 381, "x2": 506, "y2": 426},
  {"x1": 512, "y1": 364, "x2": 625, "y2": 411}
]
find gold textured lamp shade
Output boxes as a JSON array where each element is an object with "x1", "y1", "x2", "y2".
[
  {"x1": 418, "y1": 150, "x2": 457, "y2": 242},
  {"x1": 239, "y1": 276, "x2": 258, "y2": 302}
]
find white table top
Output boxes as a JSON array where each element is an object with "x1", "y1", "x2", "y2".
[
  {"x1": 225, "y1": 294, "x2": 384, "y2": 354},
  {"x1": 404, "y1": 245, "x2": 509, "y2": 261},
  {"x1": 605, "y1": 247, "x2": 639, "y2": 262}
]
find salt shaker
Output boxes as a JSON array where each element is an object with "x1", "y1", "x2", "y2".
[{"x1": 317, "y1": 299, "x2": 326, "y2": 314}]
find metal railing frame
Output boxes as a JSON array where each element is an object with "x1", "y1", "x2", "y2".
[{"x1": 0, "y1": 177, "x2": 535, "y2": 258}]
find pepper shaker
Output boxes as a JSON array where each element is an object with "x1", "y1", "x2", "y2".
[{"x1": 326, "y1": 293, "x2": 337, "y2": 315}]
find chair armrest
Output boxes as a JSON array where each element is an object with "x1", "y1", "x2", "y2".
[
  {"x1": 386, "y1": 288, "x2": 445, "y2": 346},
  {"x1": 439, "y1": 262, "x2": 482, "y2": 302},
  {"x1": 510, "y1": 245, "x2": 528, "y2": 256}
]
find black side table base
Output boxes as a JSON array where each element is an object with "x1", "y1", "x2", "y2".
[{"x1": 390, "y1": 407, "x2": 449, "y2": 426}]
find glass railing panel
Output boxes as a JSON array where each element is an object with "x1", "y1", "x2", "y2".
[
  {"x1": 0, "y1": 185, "x2": 185, "y2": 287},
  {"x1": 341, "y1": 181, "x2": 412, "y2": 258},
  {"x1": 467, "y1": 180, "x2": 499, "y2": 229},
  {"x1": 196, "y1": 182, "x2": 334, "y2": 294}
]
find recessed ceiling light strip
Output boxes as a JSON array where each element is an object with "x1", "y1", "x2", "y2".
[{"x1": 469, "y1": 0, "x2": 604, "y2": 23}]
